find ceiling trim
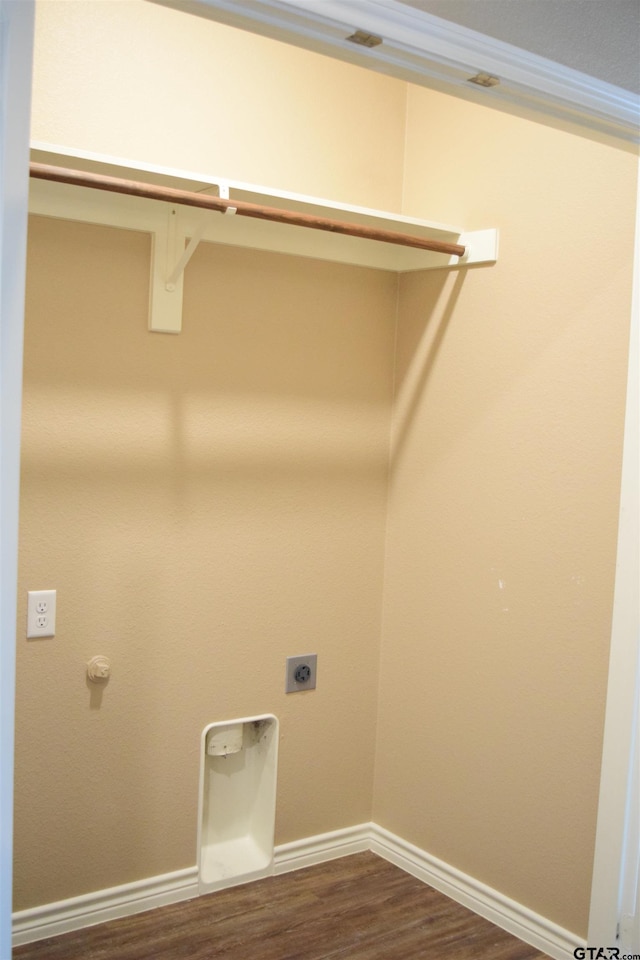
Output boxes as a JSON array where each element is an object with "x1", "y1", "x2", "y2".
[{"x1": 149, "y1": 0, "x2": 640, "y2": 144}]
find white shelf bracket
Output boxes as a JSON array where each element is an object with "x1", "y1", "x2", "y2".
[
  {"x1": 165, "y1": 216, "x2": 208, "y2": 290},
  {"x1": 149, "y1": 183, "x2": 235, "y2": 332},
  {"x1": 149, "y1": 207, "x2": 184, "y2": 333},
  {"x1": 149, "y1": 208, "x2": 211, "y2": 333}
]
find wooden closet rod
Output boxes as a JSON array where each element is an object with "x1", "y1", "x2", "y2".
[{"x1": 29, "y1": 162, "x2": 467, "y2": 259}]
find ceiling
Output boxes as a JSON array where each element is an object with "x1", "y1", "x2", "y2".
[{"x1": 397, "y1": 0, "x2": 640, "y2": 94}]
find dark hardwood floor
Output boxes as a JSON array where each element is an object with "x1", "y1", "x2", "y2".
[{"x1": 13, "y1": 852, "x2": 552, "y2": 960}]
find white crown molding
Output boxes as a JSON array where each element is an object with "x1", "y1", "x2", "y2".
[{"x1": 149, "y1": 0, "x2": 639, "y2": 144}]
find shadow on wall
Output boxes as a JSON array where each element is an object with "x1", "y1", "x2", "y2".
[{"x1": 391, "y1": 268, "x2": 467, "y2": 467}]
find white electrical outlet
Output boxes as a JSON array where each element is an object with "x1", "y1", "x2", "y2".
[{"x1": 27, "y1": 590, "x2": 56, "y2": 638}]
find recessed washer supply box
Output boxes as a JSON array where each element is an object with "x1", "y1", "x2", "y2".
[{"x1": 197, "y1": 715, "x2": 279, "y2": 895}]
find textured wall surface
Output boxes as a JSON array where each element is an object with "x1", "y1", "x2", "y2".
[
  {"x1": 15, "y1": 219, "x2": 396, "y2": 907},
  {"x1": 31, "y1": 0, "x2": 407, "y2": 208},
  {"x1": 374, "y1": 85, "x2": 638, "y2": 937}
]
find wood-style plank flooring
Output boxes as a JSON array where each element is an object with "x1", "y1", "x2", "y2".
[{"x1": 13, "y1": 852, "x2": 552, "y2": 960}]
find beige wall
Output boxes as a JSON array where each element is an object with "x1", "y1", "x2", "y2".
[
  {"x1": 17, "y1": 0, "x2": 403, "y2": 907},
  {"x1": 16, "y1": 0, "x2": 638, "y2": 942},
  {"x1": 31, "y1": 0, "x2": 407, "y2": 209},
  {"x1": 374, "y1": 85, "x2": 638, "y2": 936},
  {"x1": 15, "y1": 216, "x2": 396, "y2": 908}
]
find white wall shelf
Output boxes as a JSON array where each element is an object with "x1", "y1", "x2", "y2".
[{"x1": 29, "y1": 144, "x2": 498, "y2": 333}]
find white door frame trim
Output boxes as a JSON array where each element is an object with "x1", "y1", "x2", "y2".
[
  {"x1": 0, "y1": 0, "x2": 35, "y2": 956},
  {"x1": 587, "y1": 164, "x2": 640, "y2": 949}
]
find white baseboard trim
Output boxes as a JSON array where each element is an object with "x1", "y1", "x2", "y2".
[
  {"x1": 369, "y1": 823, "x2": 584, "y2": 960},
  {"x1": 12, "y1": 866, "x2": 199, "y2": 947},
  {"x1": 11, "y1": 825, "x2": 371, "y2": 947},
  {"x1": 274, "y1": 822, "x2": 371, "y2": 874},
  {"x1": 13, "y1": 822, "x2": 585, "y2": 959}
]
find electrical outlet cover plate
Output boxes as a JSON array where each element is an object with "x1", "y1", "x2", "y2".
[
  {"x1": 27, "y1": 589, "x2": 57, "y2": 638},
  {"x1": 285, "y1": 654, "x2": 317, "y2": 693}
]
